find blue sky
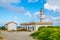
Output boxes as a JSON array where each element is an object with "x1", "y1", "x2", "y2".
[{"x1": 0, "y1": 0, "x2": 60, "y2": 26}]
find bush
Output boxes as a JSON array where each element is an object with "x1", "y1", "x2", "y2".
[
  {"x1": 31, "y1": 26, "x2": 60, "y2": 40},
  {"x1": 0, "y1": 26, "x2": 5, "y2": 30},
  {"x1": 30, "y1": 31, "x2": 40, "y2": 38}
]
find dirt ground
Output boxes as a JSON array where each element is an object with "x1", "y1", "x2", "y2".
[{"x1": 1, "y1": 31, "x2": 34, "y2": 40}]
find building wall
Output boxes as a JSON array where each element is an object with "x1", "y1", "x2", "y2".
[
  {"x1": 21, "y1": 24, "x2": 52, "y2": 31},
  {"x1": 35, "y1": 25, "x2": 52, "y2": 31},
  {"x1": 21, "y1": 25, "x2": 35, "y2": 31},
  {"x1": 27, "y1": 25, "x2": 35, "y2": 31},
  {"x1": 8, "y1": 23, "x2": 17, "y2": 31}
]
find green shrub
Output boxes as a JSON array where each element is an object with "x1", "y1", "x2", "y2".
[
  {"x1": 31, "y1": 26, "x2": 60, "y2": 40},
  {"x1": 30, "y1": 31, "x2": 40, "y2": 38},
  {"x1": 0, "y1": 26, "x2": 5, "y2": 30}
]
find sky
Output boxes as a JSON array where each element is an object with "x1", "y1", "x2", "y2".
[{"x1": 0, "y1": 0, "x2": 60, "y2": 26}]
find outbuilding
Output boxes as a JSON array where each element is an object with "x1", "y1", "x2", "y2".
[{"x1": 5, "y1": 22, "x2": 17, "y2": 31}]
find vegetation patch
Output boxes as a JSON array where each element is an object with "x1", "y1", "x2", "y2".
[
  {"x1": 30, "y1": 26, "x2": 60, "y2": 40},
  {"x1": 0, "y1": 31, "x2": 6, "y2": 40},
  {"x1": 0, "y1": 26, "x2": 5, "y2": 30}
]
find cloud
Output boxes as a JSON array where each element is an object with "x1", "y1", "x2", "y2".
[
  {"x1": 44, "y1": 15, "x2": 60, "y2": 26},
  {"x1": 43, "y1": 15, "x2": 60, "y2": 22},
  {"x1": 0, "y1": 0, "x2": 20, "y2": 4},
  {"x1": 0, "y1": 19, "x2": 4, "y2": 26},
  {"x1": 34, "y1": 13, "x2": 52, "y2": 22},
  {"x1": 41, "y1": 15, "x2": 60, "y2": 26},
  {"x1": 5, "y1": 16, "x2": 18, "y2": 23},
  {"x1": 44, "y1": 0, "x2": 60, "y2": 12},
  {"x1": 33, "y1": 11, "x2": 60, "y2": 25},
  {"x1": 0, "y1": 0, "x2": 27, "y2": 14},
  {"x1": 0, "y1": 20, "x2": 2, "y2": 22},
  {"x1": 0, "y1": 0, "x2": 20, "y2": 7},
  {"x1": 51, "y1": 17, "x2": 60, "y2": 22},
  {"x1": 14, "y1": 16, "x2": 18, "y2": 20},
  {"x1": 28, "y1": 0, "x2": 38, "y2": 2},
  {"x1": 44, "y1": 0, "x2": 60, "y2": 25},
  {"x1": 34, "y1": 11, "x2": 50, "y2": 22},
  {"x1": 10, "y1": 7, "x2": 27, "y2": 13},
  {"x1": 24, "y1": 11, "x2": 32, "y2": 18},
  {"x1": 51, "y1": 17, "x2": 60, "y2": 26},
  {"x1": 44, "y1": 3, "x2": 59, "y2": 11},
  {"x1": 34, "y1": 11, "x2": 40, "y2": 18}
]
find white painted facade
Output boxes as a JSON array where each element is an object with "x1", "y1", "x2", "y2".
[
  {"x1": 5, "y1": 22, "x2": 17, "y2": 31},
  {"x1": 21, "y1": 22, "x2": 52, "y2": 31},
  {"x1": 8, "y1": 23, "x2": 17, "y2": 31},
  {"x1": 21, "y1": 25, "x2": 35, "y2": 31},
  {"x1": 21, "y1": 25, "x2": 52, "y2": 31},
  {"x1": 35, "y1": 25, "x2": 52, "y2": 31}
]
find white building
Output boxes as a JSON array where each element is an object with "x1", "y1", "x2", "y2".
[
  {"x1": 5, "y1": 22, "x2": 17, "y2": 31},
  {"x1": 21, "y1": 22, "x2": 52, "y2": 31},
  {"x1": 20, "y1": 9, "x2": 53, "y2": 31}
]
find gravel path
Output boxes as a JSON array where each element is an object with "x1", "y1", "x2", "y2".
[{"x1": 1, "y1": 31, "x2": 34, "y2": 40}]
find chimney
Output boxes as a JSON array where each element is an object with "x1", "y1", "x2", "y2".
[{"x1": 40, "y1": 9, "x2": 44, "y2": 22}]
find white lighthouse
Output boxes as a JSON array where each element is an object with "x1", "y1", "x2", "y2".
[
  {"x1": 21, "y1": 9, "x2": 53, "y2": 31},
  {"x1": 40, "y1": 9, "x2": 45, "y2": 22}
]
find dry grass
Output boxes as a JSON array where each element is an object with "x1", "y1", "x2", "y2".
[{"x1": 0, "y1": 30, "x2": 6, "y2": 40}]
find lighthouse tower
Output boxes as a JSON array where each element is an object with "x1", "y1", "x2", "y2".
[{"x1": 40, "y1": 9, "x2": 44, "y2": 22}]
